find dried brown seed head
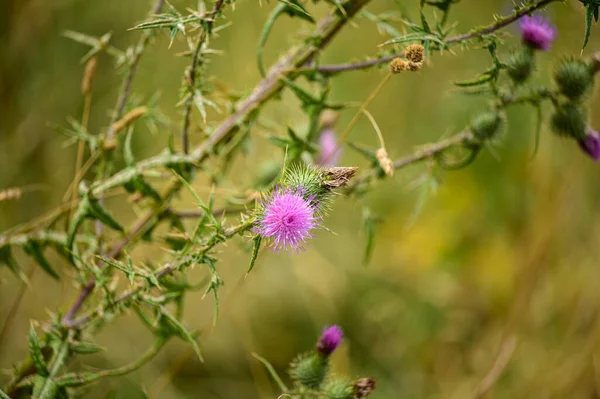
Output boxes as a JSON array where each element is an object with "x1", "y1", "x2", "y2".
[
  {"x1": 321, "y1": 166, "x2": 359, "y2": 189},
  {"x1": 406, "y1": 61, "x2": 422, "y2": 72},
  {"x1": 389, "y1": 57, "x2": 407, "y2": 74},
  {"x1": 354, "y1": 377, "x2": 377, "y2": 398},
  {"x1": 405, "y1": 43, "x2": 425, "y2": 63}
]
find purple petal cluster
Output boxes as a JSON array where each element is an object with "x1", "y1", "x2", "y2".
[
  {"x1": 316, "y1": 325, "x2": 343, "y2": 356},
  {"x1": 578, "y1": 129, "x2": 600, "y2": 161},
  {"x1": 257, "y1": 187, "x2": 317, "y2": 252},
  {"x1": 520, "y1": 15, "x2": 556, "y2": 51},
  {"x1": 317, "y1": 128, "x2": 342, "y2": 167}
]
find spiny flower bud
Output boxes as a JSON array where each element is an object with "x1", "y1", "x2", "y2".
[
  {"x1": 376, "y1": 148, "x2": 394, "y2": 177},
  {"x1": 506, "y1": 48, "x2": 534, "y2": 84},
  {"x1": 316, "y1": 325, "x2": 343, "y2": 356},
  {"x1": 470, "y1": 112, "x2": 504, "y2": 142},
  {"x1": 289, "y1": 352, "x2": 328, "y2": 390},
  {"x1": 519, "y1": 15, "x2": 556, "y2": 51},
  {"x1": 553, "y1": 58, "x2": 594, "y2": 101},
  {"x1": 389, "y1": 57, "x2": 407, "y2": 74},
  {"x1": 324, "y1": 377, "x2": 355, "y2": 399},
  {"x1": 578, "y1": 128, "x2": 600, "y2": 161},
  {"x1": 550, "y1": 102, "x2": 587, "y2": 139},
  {"x1": 405, "y1": 43, "x2": 425, "y2": 63}
]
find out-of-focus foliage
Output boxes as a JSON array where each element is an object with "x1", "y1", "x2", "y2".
[{"x1": 1, "y1": 0, "x2": 599, "y2": 398}]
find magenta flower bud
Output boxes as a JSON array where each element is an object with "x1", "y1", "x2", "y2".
[
  {"x1": 317, "y1": 128, "x2": 342, "y2": 167},
  {"x1": 257, "y1": 187, "x2": 318, "y2": 252},
  {"x1": 316, "y1": 325, "x2": 343, "y2": 356},
  {"x1": 519, "y1": 15, "x2": 556, "y2": 51},
  {"x1": 578, "y1": 129, "x2": 600, "y2": 161}
]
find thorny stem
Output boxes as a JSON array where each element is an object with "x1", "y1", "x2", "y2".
[
  {"x1": 61, "y1": 0, "x2": 373, "y2": 327},
  {"x1": 67, "y1": 219, "x2": 255, "y2": 328},
  {"x1": 181, "y1": 0, "x2": 226, "y2": 155},
  {"x1": 313, "y1": 0, "x2": 561, "y2": 75}
]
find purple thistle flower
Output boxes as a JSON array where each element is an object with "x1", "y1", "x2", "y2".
[
  {"x1": 316, "y1": 325, "x2": 343, "y2": 356},
  {"x1": 520, "y1": 15, "x2": 556, "y2": 51},
  {"x1": 578, "y1": 129, "x2": 600, "y2": 161},
  {"x1": 257, "y1": 187, "x2": 318, "y2": 252},
  {"x1": 317, "y1": 128, "x2": 342, "y2": 167}
]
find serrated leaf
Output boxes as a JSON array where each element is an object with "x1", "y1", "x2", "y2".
[
  {"x1": 246, "y1": 236, "x2": 262, "y2": 275},
  {"x1": 24, "y1": 242, "x2": 59, "y2": 280},
  {"x1": 71, "y1": 341, "x2": 105, "y2": 355},
  {"x1": 88, "y1": 199, "x2": 124, "y2": 232},
  {"x1": 0, "y1": 245, "x2": 28, "y2": 282},
  {"x1": 29, "y1": 326, "x2": 49, "y2": 377},
  {"x1": 454, "y1": 72, "x2": 493, "y2": 87},
  {"x1": 582, "y1": 4, "x2": 597, "y2": 50},
  {"x1": 32, "y1": 376, "x2": 59, "y2": 399},
  {"x1": 160, "y1": 309, "x2": 203, "y2": 361},
  {"x1": 55, "y1": 372, "x2": 100, "y2": 387}
]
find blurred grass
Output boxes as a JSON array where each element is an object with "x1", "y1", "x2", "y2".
[{"x1": 1, "y1": 0, "x2": 600, "y2": 398}]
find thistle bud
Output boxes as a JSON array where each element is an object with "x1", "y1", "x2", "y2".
[
  {"x1": 316, "y1": 325, "x2": 343, "y2": 356},
  {"x1": 470, "y1": 112, "x2": 504, "y2": 142},
  {"x1": 578, "y1": 128, "x2": 600, "y2": 161},
  {"x1": 289, "y1": 353, "x2": 328, "y2": 390},
  {"x1": 550, "y1": 102, "x2": 587, "y2": 139},
  {"x1": 324, "y1": 377, "x2": 355, "y2": 399},
  {"x1": 405, "y1": 44, "x2": 425, "y2": 63},
  {"x1": 389, "y1": 57, "x2": 407, "y2": 74},
  {"x1": 506, "y1": 48, "x2": 534, "y2": 84},
  {"x1": 553, "y1": 58, "x2": 594, "y2": 101}
]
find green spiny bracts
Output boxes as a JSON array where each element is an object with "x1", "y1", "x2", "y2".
[
  {"x1": 289, "y1": 352, "x2": 329, "y2": 390},
  {"x1": 506, "y1": 47, "x2": 535, "y2": 84},
  {"x1": 553, "y1": 57, "x2": 595, "y2": 101},
  {"x1": 324, "y1": 376, "x2": 355, "y2": 399},
  {"x1": 470, "y1": 112, "x2": 505, "y2": 142},
  {"x1": 550, "y1": 102, "x2": 588, "y2": 139}
]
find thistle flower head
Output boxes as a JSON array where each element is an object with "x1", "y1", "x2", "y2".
[
  {"x1": 578, "y1": 128, "x2": 600, "y2": 161},
  {"x1": 520, "y1": 15, "x2": 556, "y2": 51},
  {"x1": 289, "y1": 352, "x2": 329, "y2": 390},
  {"x1": 256, "y1": 187, "x2": 318, "y2": 252},
  {"x1": 318, "y1": 128, "x2": 342, "y2": 167},
  {"x1": 316, "y1": 325, "x2": 343, "y2": 356}
]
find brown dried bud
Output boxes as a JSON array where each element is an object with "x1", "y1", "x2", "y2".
[
  {"x1": 376, "y1": 148, "x2": 394, "y2": 177},
  {"x1": 389, "y1": 57, "x2": 407, "y2": 74},
  {"x1": 110, "y1": 106, "x2": 148, "y2": 135},
  {"x1": 406, "y1": 61, "x2": 422, "y2": 72},
  {"x1": 0, "y1": 187, "x2": 22, "y2": 202},
  {"x1": 354, "y1": 377, "x2": 377, "y2": 398},
  {"x1": 81, "y1": 57, "x2": 98, "y2": 95},
  {"x1": 103, "y1": 138, "x2": 118, "y2": 151},
  {"x1": 320, "y1": 109, "x2": 339, "y2": 129},
  {"x1": 405, "y1": 43, "x2": 425, "y2": 63},
  {"x1": 321, "y1": 166, "x2": 359, "y2": 189}
]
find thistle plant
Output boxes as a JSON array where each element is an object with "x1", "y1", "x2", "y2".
[{"x1": 0, "y1": 0, "x2": 599, "y2": 398}]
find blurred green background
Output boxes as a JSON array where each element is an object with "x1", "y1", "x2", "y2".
[{"x1": 1, "y1": 0, "x2": 600, "y2": 398}]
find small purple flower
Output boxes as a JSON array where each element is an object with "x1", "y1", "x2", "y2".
[
  {"x1": 317, "y1": 128, "x2": 341, "y2": 167},
  {"x1": 578, "y1": 129, "x2": 600, "y2": 161},
  {"x1": 520, "y1": 15, "x2": 556, "y2": 51},
  {"x1": 257, "y1": 187, "x2": 318, "y2": 252},
  {"x1": 316, "y1": 325, "x2": 343, "y2": 356}
]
